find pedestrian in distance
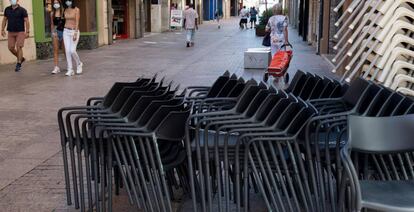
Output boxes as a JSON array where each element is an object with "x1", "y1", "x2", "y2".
[
  {"x1": 266, "y1": 3, "x2": 289, "y2": 55},
  {"x1": 250, "y1": 6, "x2": 258, "y2": 29},
  {"x1": 63, "y1": 0, "x2": 83, "y2": 76},
  {"x1": 183, "y1": 4, "x2": 199, "y2": 48},
  {"x1": 239, "y1": 6, "x2": 249, "y2": 30},
  {"x1": 215, "y1": 8, "x2": 223, "y2": 29},
  {"x1": 1, "y1": 0, "x2": 30, "y2": 72},
  {"x1": 50, "y1": 0, "x2": 66, "y2": 74}
]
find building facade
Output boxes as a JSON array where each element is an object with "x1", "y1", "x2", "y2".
[{"x1": 288, "y1": 0, "x2": 349, "y2": 55}]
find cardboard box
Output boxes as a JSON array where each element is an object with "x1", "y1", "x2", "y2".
[{"x1": 244, "y1": 48, "x2": 272, "y2": 69}]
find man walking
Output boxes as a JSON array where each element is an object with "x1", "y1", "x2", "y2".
[
  {"x1": 1, "y1": 0, "x2": 30, "y2": 72},
  {"x1": 250, "y1": 7, "x2": 258, "y2": 28},
  {"x1": 183, "y1": 4, "x2": 198, "y2": 48},
  {"x1": 239, "y1": 6, "x2": 249, "y2": 29}
]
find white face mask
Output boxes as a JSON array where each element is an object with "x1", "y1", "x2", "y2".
[
  {"x1": 65, "y1": 1, "x2": 72, "y2": 7},
  {"x1": 53, "y1": 3, "x2": 60, "y2": 9},
  {"x1": 10, "y1": 0, "x2": 17, "y2": 6}
]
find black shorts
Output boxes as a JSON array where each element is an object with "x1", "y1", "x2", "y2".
[
  {"x1": 240, "y1": 19, "x2": 248, "y2": 24},
  {"x1": 250, "y1": 18, "x2": 257, "y2": 22}
]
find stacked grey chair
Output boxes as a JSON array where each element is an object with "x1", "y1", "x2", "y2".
[
  {"x1": 58, "y1": 70, "x2": 414, "y2": 212},
  {"x1": 332, "y1": 0, "x2": 414, "y2": 96}
]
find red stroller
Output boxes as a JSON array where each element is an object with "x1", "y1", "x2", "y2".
[{"x1": 263, "y1": 44, "x2": 293, "y2": 84}]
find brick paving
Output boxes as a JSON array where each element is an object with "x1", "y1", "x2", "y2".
[{"x1": 0, "y1": 18, "x2": 334, "y2": 211}]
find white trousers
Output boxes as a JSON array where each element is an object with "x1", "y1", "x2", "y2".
[
  {"x1": 186, "y1": 29, "x2": 195, "y2": 43},
  {"x1": 63, "y1": 29, "x2": 81, "y2": 71}
]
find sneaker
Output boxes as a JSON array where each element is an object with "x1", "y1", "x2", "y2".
[
  {"x1": 65, "y1": 69, "x2": 74, "y2": 76},
  {"x1": 76, "y1": 62, "x2": 83, "y2": 74},
  {"x1": 186, "y1": 42, "x2": 190, "y2": 48},
  {"x1": 15, "y1": 63, "x2": 22, "y2": 72},
  {"x1": 51, "y1": 66, "x2": 60, "y2": 74}
]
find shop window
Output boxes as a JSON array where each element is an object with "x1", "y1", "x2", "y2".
[
  {"x1": 44, "y1": 0, "x2": 52, "y2": 37},
  {"x1": 78, "y1": 0, "x2": 97, "y2": 32},
  {"x1": 43, "y1": 0, "x2": 97, "y2": 36},
  {"x1": 112, "y1": 0, "x2": 129, "y2": 39}
]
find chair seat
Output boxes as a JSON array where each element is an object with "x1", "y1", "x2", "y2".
[{"x1": 361, "y1": 180, "x2": 414, "y2": 212}]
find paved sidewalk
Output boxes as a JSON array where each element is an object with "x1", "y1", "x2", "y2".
[{"x1": 0, "y1": 18, "x2": 334, "y2": 211}]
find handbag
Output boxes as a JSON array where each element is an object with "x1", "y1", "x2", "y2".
[{"x1": 262, "y1": 32, "x2": 271, "y2": 47}]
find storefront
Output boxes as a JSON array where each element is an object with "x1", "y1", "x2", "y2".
[
  {"x1": 112, "y1": 0, "x2": 129, "y2": 39},
  {"x1": 33, "y1": 0, "x2": 101, "y2": 59},
  {"x1": 203, "y1": 0, "x2": 223, "y2": 20}
]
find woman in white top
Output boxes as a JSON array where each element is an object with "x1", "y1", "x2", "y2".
[
  {"x1": 63, "y1": 0, "x2": 83, "y2": 76},
  {"x1": 266, "y1": 3, "x2": 289, "y2": 55}
]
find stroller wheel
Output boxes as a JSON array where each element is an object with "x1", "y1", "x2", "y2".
[
  {"x1": 285, "y1": 73, "x2": 289, "y2": 84},
  {"x1": 263, "y1": 73, "x2": 269, "y2": 82}
]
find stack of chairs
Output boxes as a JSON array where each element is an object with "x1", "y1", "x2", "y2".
[
  {"x1": 339, "y1": 113, "x2": 414, "y2": 212},
  {"x1": 331, "y1": 0, "x2": 414, "y2": 96},
  {"x1": 305, "y1": 79, "x2": 414, "y2": 211},
  {"x1": 58, "y1": 70, "x2": 414, "y2": 212},
  {"x1": 58, "y1": 74, "x2": 194, "y2": 212},
  {"x1": 184, "y1": 70, "x2": 347, "y2": 211}
]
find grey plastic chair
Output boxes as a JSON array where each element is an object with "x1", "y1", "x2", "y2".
[{"x1": 340, "y1": 114, "x2": 414, "y2": 212}]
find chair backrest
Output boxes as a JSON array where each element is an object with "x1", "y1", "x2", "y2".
[
  {"x1": 233, "y1": 81, "x2": 265, "y2": 113},
  {"x1": 299, "y1": 75, "x2": 322, "y2": 100},
  {"x1": 392, "y1": 96, "x2": 414, "y2": 116},
  {"x1": 342, "y1": 78, "x2": 372, "y2": 107},
  {"x1": 227, "y1": 78, "x2": 246, "y2": 97},
  {"x1": 137, "y1": 98, "x2": 184, "y2": 127},
  {"x1": 254, "y1": 92, "x2": 288, "y2": 122},
  {"x1": 145, "y1": 101, "x2": 186, "y2": 132},
  {"x1": 319, "y1": 79, "x2": 339, "y2": 98},
  {"x1": 355, "y1": 84, "x2": 382, "y2": 114},
  {"x1": 363, "y1": 87, "x2": 393, "y2": 116},
  {"x1": 155, "y1": 105, "x2": 192, "y2": 141},
  {"x1": 243, "y1": 89, "x2": 272, "y2": 117},
  {"x1": 339, "y1": 83, "x2": 349, "y2": 96},
  {"x1": 109, "y1": 84, "x2": 159, "y2": 113},
  {"x1": 206, "y1": 74, "x2": 231, "y2": 97},
  {"x1": 309, "y1": 76, "x2": 330, "y2": 99},
  {"x1": 327, "y1": 81, "x2": 344, "y2": 98},
  {"x1": 349, "y1": 114, "x2": 414, "y2": 153},
  {"x1": 264, "y1": 94, "x2": 297, "y2": 126},
  {"x1": 287, "y1": 106, "x2": 317, "y2": 136},
  {"x1": 274, "y1": 99, "x2": 306, "y2": 130},
  {"x1": 405, "y1": 104, "x2": 414, "y2": 115},
  {"x1": 216, "y1": 74, "x2": 239, "y2": 97},
  {"x1": 377, "y1": 92, "x2": 405, "y2": 117},
  {"x1": 102, "y1": 80, "x2": 150, "y2": 107},
  {"x1": 125, "y1": 91, "x2": 175, "y2": 122},
  {"x1": 119, "y1": 87, "x2": 170, "y2": 117},
  {"x1": 285, "y1": 70, "x2": 307, "y2": 93},
  {"x1": 291, "y1": 72, "x2": 314, "y2": 96}
]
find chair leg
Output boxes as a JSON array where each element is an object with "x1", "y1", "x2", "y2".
[{"x1": 61, "y1": 141, "x2": 72, "y2": 205}]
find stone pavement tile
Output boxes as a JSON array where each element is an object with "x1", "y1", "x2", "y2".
[{"x1": 0, "y1": 158, "x2": 44, "y2": 189}]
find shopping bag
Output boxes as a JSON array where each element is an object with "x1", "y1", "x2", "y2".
[{"x1": 262, "y1": 32, "x2": 271, "y2": 47}]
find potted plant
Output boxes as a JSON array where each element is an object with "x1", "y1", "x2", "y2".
[{"x1": 256, "y1": 10, "x2": 273, "y2": 36}]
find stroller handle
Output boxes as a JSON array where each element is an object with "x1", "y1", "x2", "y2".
[{"x1": 281, "y1": 43, "x2": 293, "y2": 49}]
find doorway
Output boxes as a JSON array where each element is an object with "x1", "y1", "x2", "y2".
[
  {"x1": 112, "y1": 0, "x2": 129, "y2": 39},
  {"x1": 144, "y1": 0, "x2": 151, "y2": 32}
]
